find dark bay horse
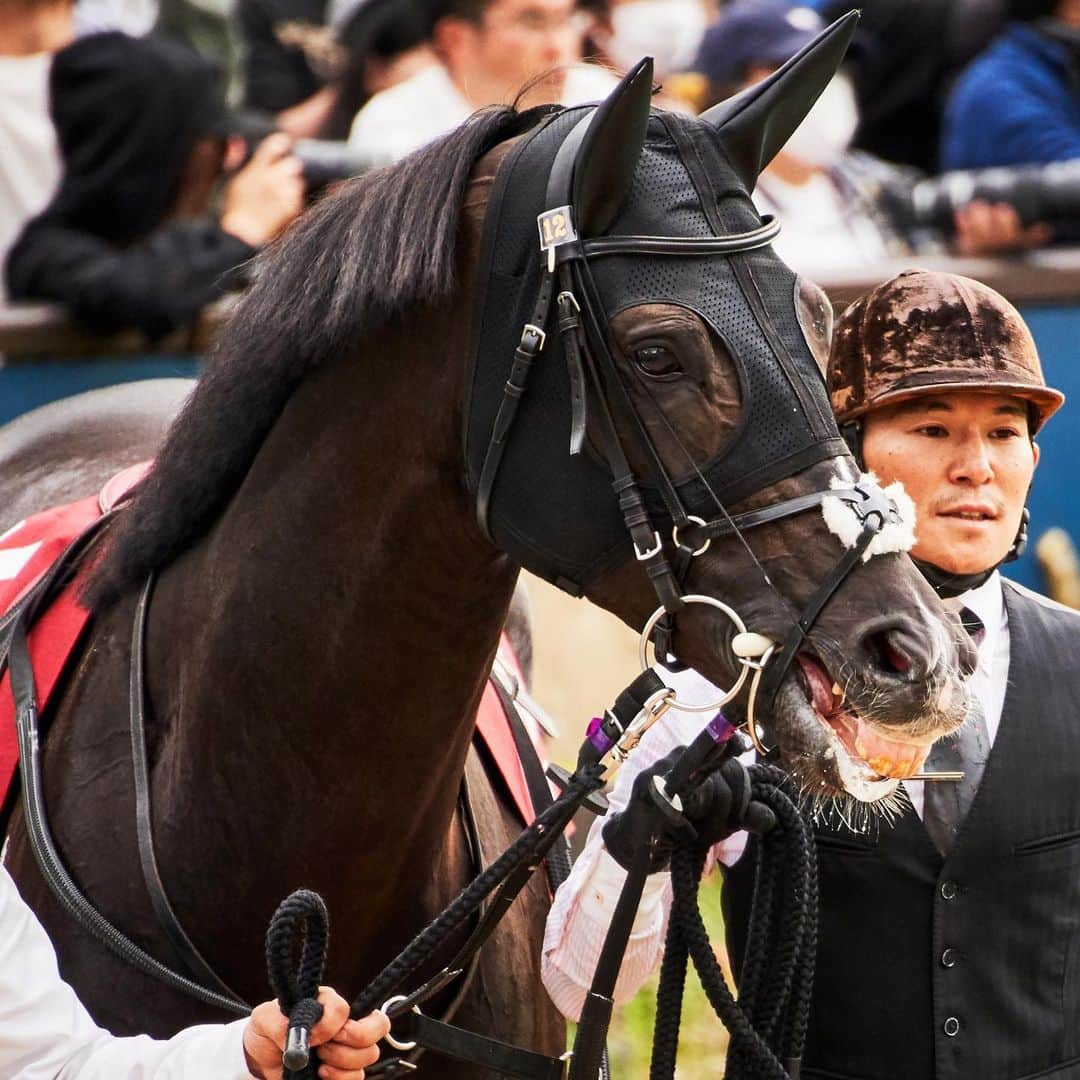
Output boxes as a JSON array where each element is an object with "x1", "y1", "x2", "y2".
[{"x1": 3, "y1": 20, "x2": 973, "y2": 1071}]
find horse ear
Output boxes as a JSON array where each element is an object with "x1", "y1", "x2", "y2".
[
  {"x1": 701, "y1": 10, "x2": 860, "y2": 192},
  {"x1": 572, "y1": 56, "x2": 654, "y2": 236}
]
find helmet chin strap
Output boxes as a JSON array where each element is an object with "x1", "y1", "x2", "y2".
[{"x1": 842, "y1": 419, "x2": 1030, "y2": 600}]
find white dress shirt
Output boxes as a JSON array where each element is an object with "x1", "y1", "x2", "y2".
[
  {"x1": 347, "y1": 62, "x2": 619, "y2": 166},
  {"x1": 542, "y1": 574, "x2": 1010, "y2": 1021},
  {"x1": 0, "y1": 866, "x2": 253, "y2": 1079}
]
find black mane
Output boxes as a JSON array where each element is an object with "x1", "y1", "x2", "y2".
[{"x1": 86, "y1": 104, "x2": 543, "y2": 608}]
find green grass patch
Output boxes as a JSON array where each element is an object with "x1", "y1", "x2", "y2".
[{"x1": 568, "y1": 871, "x2": 732, "y2": 1074}]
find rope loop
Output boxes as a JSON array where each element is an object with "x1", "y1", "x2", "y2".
[{"x1": 266, "y1": 889, "x2": 330, "y2": 1078}]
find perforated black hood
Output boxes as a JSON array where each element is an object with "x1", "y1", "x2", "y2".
[{"x1": 465, "y1": 18, "x2": 858, "y2": 594}]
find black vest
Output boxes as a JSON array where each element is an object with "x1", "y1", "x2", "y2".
[{"x1": 723, "y1": 581, "x2": 1080, "y2": 1080}]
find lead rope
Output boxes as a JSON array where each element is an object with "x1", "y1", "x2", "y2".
[{"x1": 649, "y1": 765, "x2": 817, "y2": 1080}]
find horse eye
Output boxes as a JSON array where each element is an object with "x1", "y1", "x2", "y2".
[{"x1": 633, "y1": 346, "x2": 681, "y2": 379}]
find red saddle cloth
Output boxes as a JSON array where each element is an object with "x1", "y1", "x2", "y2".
[{"x1": 0, "y1": 467, "x2": 540, "y2": 824}]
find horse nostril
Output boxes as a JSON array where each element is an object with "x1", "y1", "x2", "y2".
[{"x1": 865, "y1": 630, "x2": 913, "y2": 678}]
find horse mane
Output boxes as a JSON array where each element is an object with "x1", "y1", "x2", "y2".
[{"x1": 85, "y1": 104, "x2": 546, "y2": 609}]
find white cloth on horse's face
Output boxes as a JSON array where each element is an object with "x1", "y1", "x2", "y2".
[
  {"x1": 820, "y1": 471, "x2": 916, "y2": 562},
  {"x1": 0, "y1": 865, "x2": 252, "y2": 1078},
  {"x1": 541, "y1": 575, "x2": 1009, "y2": 1023}
]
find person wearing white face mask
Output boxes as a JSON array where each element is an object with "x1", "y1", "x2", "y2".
[
  {"x1": 588, "y1": 0, "x2": 707, "y2": 79},
  {"x1": 693, "y1": 0, "x2": 1051, "y2": 277}
]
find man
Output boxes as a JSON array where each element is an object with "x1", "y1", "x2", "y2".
[
  {"x1": 543, "y1": 269, "x2": 1080, "y2": 1079},
  {"x1": 2, "y1": 13, "x2": 304, "y2": 332},
  {"x1": 1, "y1": 863, "x2": 388, "y2": 1078},
  {"x1": 346, "y1": 0, "x2": 616, "y2": 164},
  {"x1": 693, "y1": 1, "x2": 1048, "y2": 278},
  {"x1": 943, "y1": 0, "x2": 1080, "y2": 170}
]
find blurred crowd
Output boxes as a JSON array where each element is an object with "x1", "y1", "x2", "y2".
[{"x1": 3, "y1": 0, "x2": 1080, "y2": 337}]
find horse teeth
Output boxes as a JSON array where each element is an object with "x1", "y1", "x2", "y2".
[{"x1": 831, "y1": 681, "x2": 845, "y2": 703}]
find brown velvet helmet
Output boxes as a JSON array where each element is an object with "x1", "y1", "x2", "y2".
[{"x1": 828, "y1": 269, "x2": 1064, "y2": 434}]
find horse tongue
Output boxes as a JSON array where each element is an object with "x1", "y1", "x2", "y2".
[
  {"x1": 795, "y1": 653, "x2": 834, "y2": 715},
  {"x1": 853, "y1": 720, "x2": 931, "y2": 780}
]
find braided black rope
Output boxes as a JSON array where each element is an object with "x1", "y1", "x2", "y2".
[
  {"x1": 351, "y1": 763, "x2": 606, "y2": 1020},
  {"x1": 647, "y1": 854, "x2": 693, "y2": 1078},
  {"x1": 266, "y1": 890, "x2": 330, "y2": 1079},
  {"x1": 650, "y1": 765, "x2": 818, "y2": 1080}
]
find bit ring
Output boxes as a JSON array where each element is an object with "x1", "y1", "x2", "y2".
[{"x1": 639, "y1": 595, "x2": 750, "y2": 712}]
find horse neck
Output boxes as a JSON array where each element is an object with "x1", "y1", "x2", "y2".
[{"x1": 148, "y1": 304, "x2": 518, "y2": 884}]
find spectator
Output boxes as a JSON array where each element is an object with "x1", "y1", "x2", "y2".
[
  {"x1": 942, "y1": 0, "x2": 1080, "y2": 170},
  {"x1": 813, "y1": 0, "x2": 1007, "y2": 174},
  {"x1": 346, "y1": 0, "x2": 616, "y2": 165},
  {"x1": 237, "y1": 0, "x2": 340, "y2": 136},
  {"x1": 0, "y1": 0, "x2": 69, "y2": 302},
  {"x1": 695, "y1": 1, "x2": 1049, "y2": 279},
  {"x1": 4, "y1": 31, "x2": 305, "y2": 339},
  {"x1": 321, "y1": 0, "x2": 436, "y2": 140},
  {"x1": 586, "y1": 0, "x2": 707, "y2": 79}
]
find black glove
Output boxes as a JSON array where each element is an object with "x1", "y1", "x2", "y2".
[
  {"x1": 602, "y1": 745, "x2": 777, "y2": 874},
  {"x1": 682, "y1": 756, "x2": 777, "y2": 847}
]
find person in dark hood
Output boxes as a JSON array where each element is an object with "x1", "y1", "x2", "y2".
[
  {"x1": 5, "y1": 30, "x2": 305, "y2": 340},
  {"x1": 815, "y1": 0, "x2": 1008, "y2": 174}
]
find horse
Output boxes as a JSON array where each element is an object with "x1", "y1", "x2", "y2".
[{"x1": 2, "y1": 20, "x2": 974, "y2": 1074}]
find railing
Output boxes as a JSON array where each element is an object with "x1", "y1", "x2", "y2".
[
  {"x1": 0, "y1": 300, "x2": 231, "y2": 361},
  {"x1": 5, "y1": 249, "x2": 1080, "y2": 360}
]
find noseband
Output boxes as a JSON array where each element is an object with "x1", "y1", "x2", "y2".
[{"x1": 473, "y1": 110, "x2": 907, "y2": 726}]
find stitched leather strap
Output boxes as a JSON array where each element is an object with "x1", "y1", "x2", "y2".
[
  {"x1": 130, "y1": 573, "x2": 248, "y2": 1003},
  {"x1": 581, "y1": 217, "x2": 779, "y2": 258},
  {"x1": 408, "y1": 1013, "x2": 566, "y2": 1079}
]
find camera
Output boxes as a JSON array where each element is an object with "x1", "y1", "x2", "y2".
[
  {"x1": 901, "y1": 159, "x2": 1080, "y2": 232},
  {"x1": 290, "y1": 139, "x2": 373, "y2": 190}
]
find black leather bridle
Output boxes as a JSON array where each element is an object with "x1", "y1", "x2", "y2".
[{"x1": 474, "y1": 109, "x2": 906, "y2": 714}]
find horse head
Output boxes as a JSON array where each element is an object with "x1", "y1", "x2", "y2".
[{"x1": 465, "y1": 14, "x2": 976, "y2": 807}]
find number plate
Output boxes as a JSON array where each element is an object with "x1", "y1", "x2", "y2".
[{"x1": 537, "y1": 206, "x2": 578, "y2": 251}]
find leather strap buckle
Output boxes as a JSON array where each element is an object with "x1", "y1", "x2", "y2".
[
  {"x1": 633, "y1": 530, "x2": 663, "y2": 561},
  {"x1": 521, "y1": 323, "x2": 547, "y2": 353}
]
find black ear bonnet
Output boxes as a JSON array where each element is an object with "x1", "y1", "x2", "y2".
[{"x1": 465, "y1": 19, "x2": 858, "y2": 595}]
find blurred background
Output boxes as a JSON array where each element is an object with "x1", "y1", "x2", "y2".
[{"x1": 6, "y1": 0, "x2": 1080, "y2": 1068}]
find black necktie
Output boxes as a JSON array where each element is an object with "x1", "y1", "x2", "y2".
[{"x1": 921, "y1": 607, "x2": 988, "y2": 856}]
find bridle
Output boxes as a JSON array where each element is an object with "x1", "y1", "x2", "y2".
[{"x1": 474, "y1": 108, "x2": 906, "y2": 730}]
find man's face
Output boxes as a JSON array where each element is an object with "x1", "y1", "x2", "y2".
[
  {"x1": 447, "y1": 0, "x2": 586, "y2": 105},
  {"x1": 862, "y1": 391, "x2": 1039, "y2": 575}
]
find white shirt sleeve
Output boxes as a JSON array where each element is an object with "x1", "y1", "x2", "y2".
[
  {"x1": 542, "y1": 672, "x2": 749, "y2": 1021},
  {"x1": 0, "y1": 867, "x2": 254, "y2": 1080}
]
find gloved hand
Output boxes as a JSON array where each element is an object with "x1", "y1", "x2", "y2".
[{"x1": 602, "y1": 744, "x2": 777, "y2": 873}]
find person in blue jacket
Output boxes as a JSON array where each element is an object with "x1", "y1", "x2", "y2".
[{"x1": 942, "y1": 0, "x2": 1080, "y2": 170}]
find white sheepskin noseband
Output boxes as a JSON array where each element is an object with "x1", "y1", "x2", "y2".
[{"x1": 821, "y1": 472, "x2": 916, "y2": 563}]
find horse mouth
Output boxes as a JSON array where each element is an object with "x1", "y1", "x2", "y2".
[{"x1": 791, "y1": 652, "x2": 934, "y2": 800}]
